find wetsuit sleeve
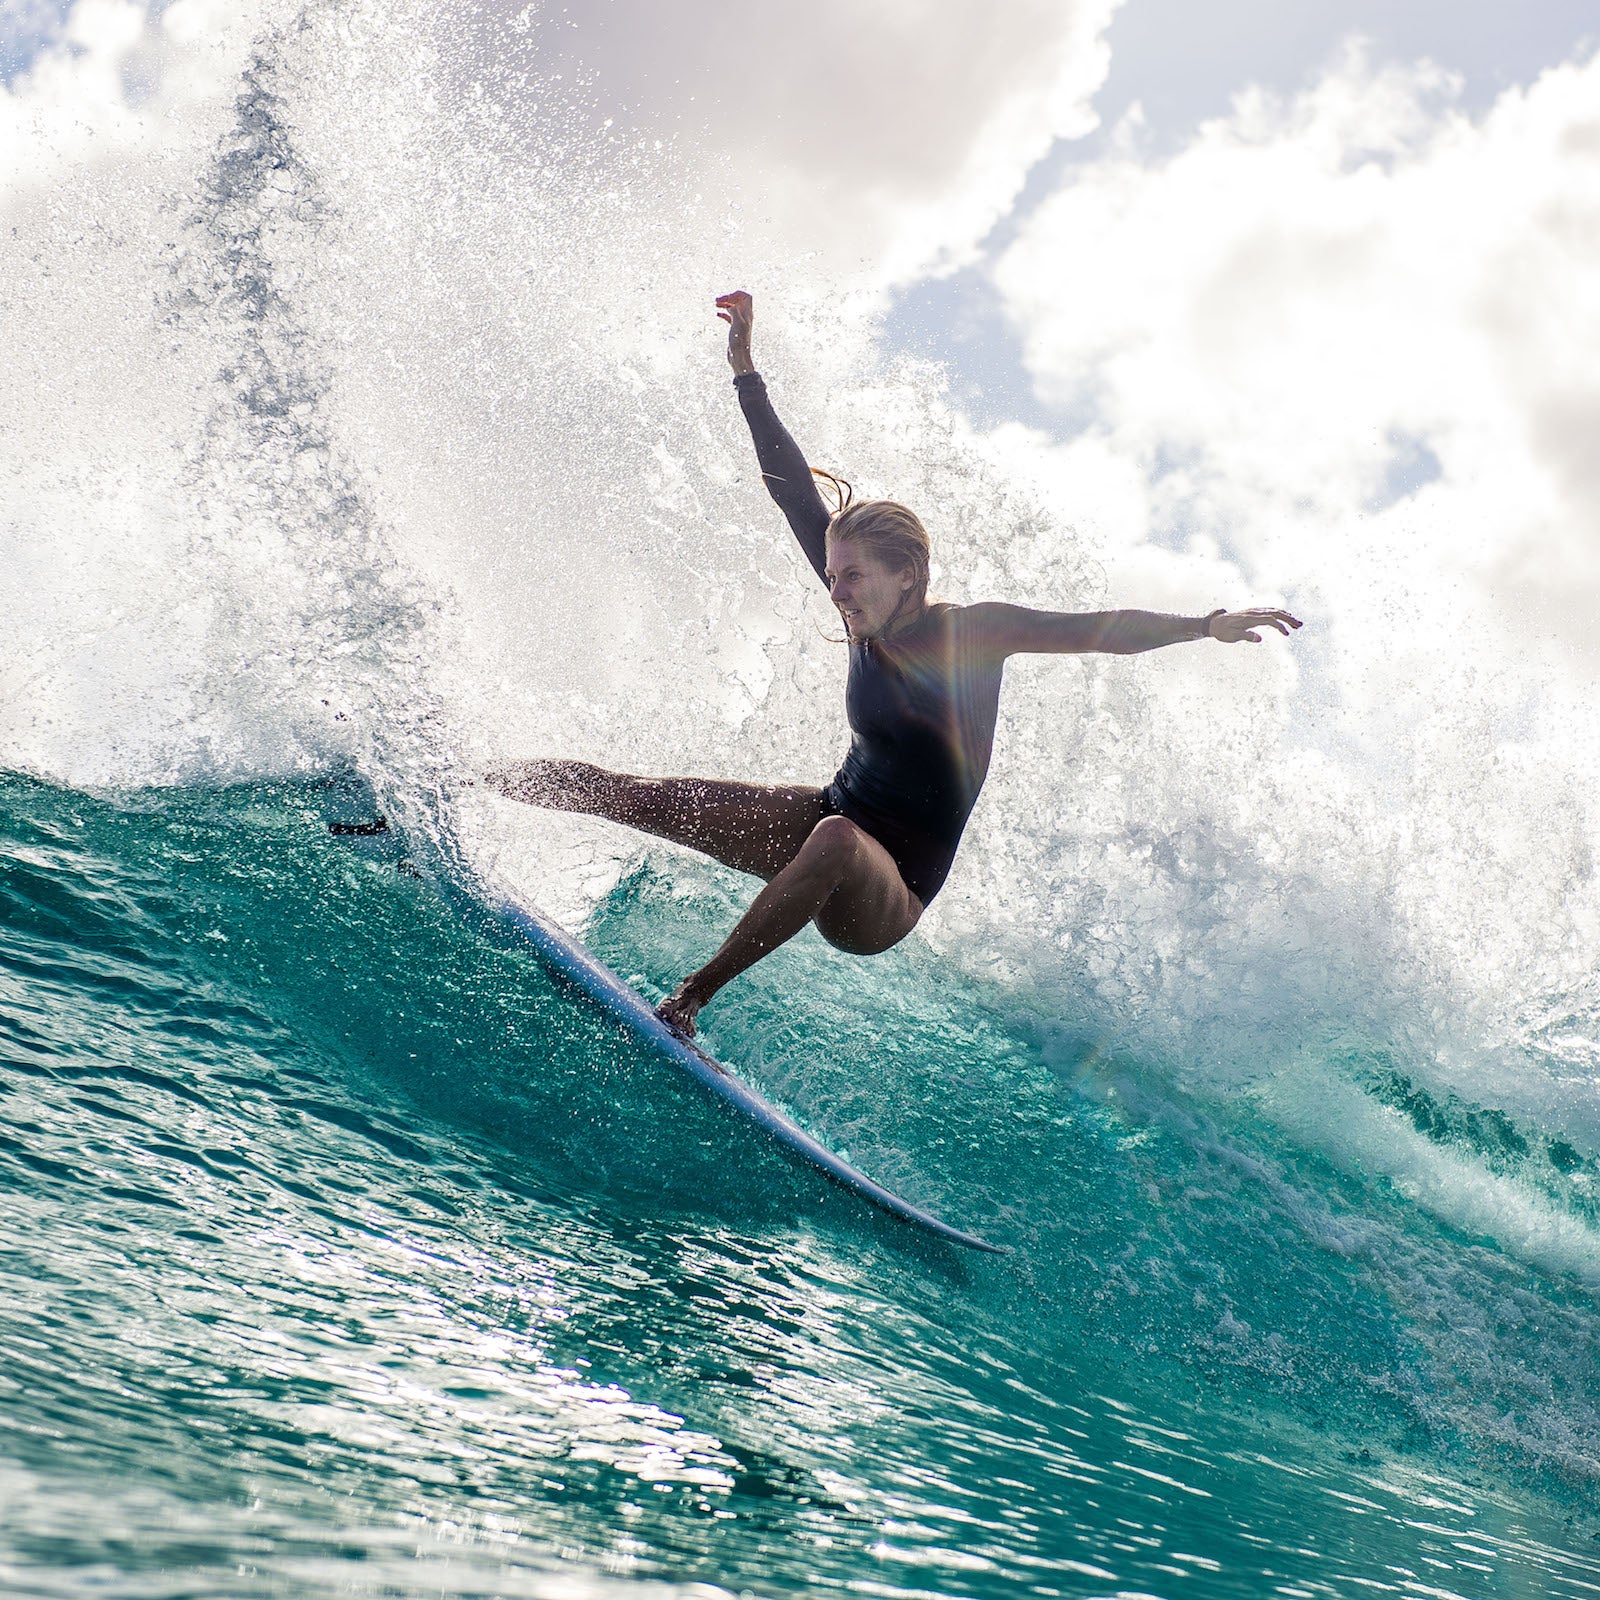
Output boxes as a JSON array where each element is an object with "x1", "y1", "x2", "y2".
[
  {"x1": 733, "y1": 372, "x2": 831, "y2": 585},
  {"x1": 964, "y1": 601, "x2": 1215, "y2": 658}
]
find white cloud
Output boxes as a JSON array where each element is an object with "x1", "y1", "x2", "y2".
[
  {"x1": 0, "y1": 0, "x2": 269, "y2": 188},
  {"x1": 463, "y1": 0, "x2": 1123, "y2": 288},
  {"x1": 993, "y1": 43, "x2": 1600, "y2": 691}
]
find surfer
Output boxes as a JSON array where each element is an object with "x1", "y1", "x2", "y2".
[{"x1": 487, "y1": 290, "x2": 1300, "y2": 1037}]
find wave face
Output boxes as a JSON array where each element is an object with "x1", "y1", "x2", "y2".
[
  {"x1": 3, "y1": 774, "x2": 1599, "y2": 1598},
  {"x1": 5, "y1": 2, "x2": 1600, "y2": 1594}
]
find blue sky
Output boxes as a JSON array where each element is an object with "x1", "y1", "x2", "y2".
[
  {"x1": 884, "y1": 0, "x2": 1599, "y2": 424},
  {"x1": 0, "y1": 0, "x2": 72, "y2": 82},
  {"x1": 1092, "y1": 0, "x2": 1597, "y2": 136}
]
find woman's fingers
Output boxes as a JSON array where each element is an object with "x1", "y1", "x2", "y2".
[
  {"x1": 1210, "y1": 607, "x2": 1303, "y2": 643},
  {"x1": 715, "y1": 290, "x2": 753, "y2": 332},
  {"x1": 1227, "y1": 608, "x2": 1302, "y2": 638}
]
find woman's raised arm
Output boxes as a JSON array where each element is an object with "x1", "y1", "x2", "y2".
[
  {"x1": 965, "y1": 601, "x2": 1302, "y2": 658},
  {"x1": 716, "y1": 290, "x2": 830, "y2": 585}
]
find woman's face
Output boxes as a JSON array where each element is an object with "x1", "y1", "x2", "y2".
[{"x1": 824, "y1": 537, "x2": 915, "y2": 640}]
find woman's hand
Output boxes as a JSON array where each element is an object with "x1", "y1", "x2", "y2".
[
  {"x1": 1208, "y1": 608, "x2": 1302, "y2": 643},
  {"x1": 715, "y1": 289, "x2": 756, "y2": 376}
]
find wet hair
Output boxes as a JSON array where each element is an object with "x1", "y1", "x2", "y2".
[{"x1": 812, "y1": 468, "x2": 932, "y2": 620}]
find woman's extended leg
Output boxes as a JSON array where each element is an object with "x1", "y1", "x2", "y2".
[
  {"x1": 657, "y1": 815, "x2": 922, "y2": 1037},
  {"x1": 484, "y1": 758, "x2": 826, "y2": 882}
]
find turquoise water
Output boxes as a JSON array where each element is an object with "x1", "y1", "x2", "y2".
[{"x1": 3, "y1": 771, "x2": 1598, "y2": 1598}]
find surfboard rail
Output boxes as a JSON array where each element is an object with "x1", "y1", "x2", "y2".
[
  {"x1": 486, "y1": 891, "x2": 1007, "y2": 1254},
  {"x1": 317, "y1": 775, "x2": 1007, "y2": 1255}
]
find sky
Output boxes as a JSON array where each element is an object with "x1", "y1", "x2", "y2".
[{"x1": 888, "y1": 0, "x2": 1600, "y2": 417}]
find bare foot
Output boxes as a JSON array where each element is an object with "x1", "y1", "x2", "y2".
[{"x1": 656, "y1": 980, "x2": 708, "y2": 1039}]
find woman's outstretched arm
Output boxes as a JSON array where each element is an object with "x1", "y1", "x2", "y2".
[
  {"x1": 716, "y1": 290, "x2": 830, "y2": 584},
  {"x1": 966, "y1": 601, "x2": 1302, "y2": 657}
]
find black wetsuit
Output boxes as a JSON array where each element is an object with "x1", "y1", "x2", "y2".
[{"x1": 735, "y1": 372, "x2": 1005, "y2": 905}]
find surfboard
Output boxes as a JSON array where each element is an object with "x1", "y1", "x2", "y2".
[
  {"x1": 323, "y1": 787, "x2": 1006, "y2": 1254},
  {"x1": 480, "y1": 887, "x2": 1007, "y2": 1253}
]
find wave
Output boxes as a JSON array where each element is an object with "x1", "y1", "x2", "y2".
[
  {"x1": 5, "y1": 773, "x2": 1599, "y2": 1491},
  {"x1": 5, "y1": 4, "x2": 1600, "y2": 1589}
]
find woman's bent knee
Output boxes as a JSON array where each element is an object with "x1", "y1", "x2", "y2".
[
  {"x1": 817, "y1": 920, "x2": 914, "y2": 956},
  {"x1": 808, "y1": 829, "x2": 922, "y2": 954},
  {"x1": 804, "y1": 813, "x2": 867, "y2": 866}
]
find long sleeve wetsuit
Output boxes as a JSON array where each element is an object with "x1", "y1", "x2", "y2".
[{"x1": 734, "y1": 371, "x2": 1005, "y2": 905}]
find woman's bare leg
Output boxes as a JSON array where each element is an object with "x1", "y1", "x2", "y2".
[
  {"x1": 484, "y1": 758, "x2": 826, "y2": 881},
  {"x1": 658, "y1": 815, "x2": 922, "y2": 1037}
]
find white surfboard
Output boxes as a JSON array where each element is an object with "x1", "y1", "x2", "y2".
[
  {"x1": 324, "y1": 786, "x2": 1006, "y2": 1254},
  {"x1": 481, "y1": 886, "x2": 1007, "y2": 1253}
]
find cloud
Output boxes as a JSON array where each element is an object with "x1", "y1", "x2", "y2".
[
  {"x1": 0, "y1": 0, "x2": 271, "y2": 188},
  {"x1": 459, "y1": 0, "x2": 1123, "y2": 288},
  {"x1": 991, "y1": 43, "x2": 1600, "y2": 697}
]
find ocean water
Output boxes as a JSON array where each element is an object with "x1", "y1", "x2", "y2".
[
  {"x1": 4, "y1": 773, "x2": 1600, "y2": 1600},
  {"x1": 6, "y1": 4, "x2": 1600, "y2": 1596}
]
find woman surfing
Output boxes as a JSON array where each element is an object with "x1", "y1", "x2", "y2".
[{"x1": 487, "y1": 290, "x2": 1300, "y2": 1036}]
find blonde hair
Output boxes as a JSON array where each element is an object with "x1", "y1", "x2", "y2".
[{"x1": 812, "y1": 468, "x2": 932, "y2": 620}]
